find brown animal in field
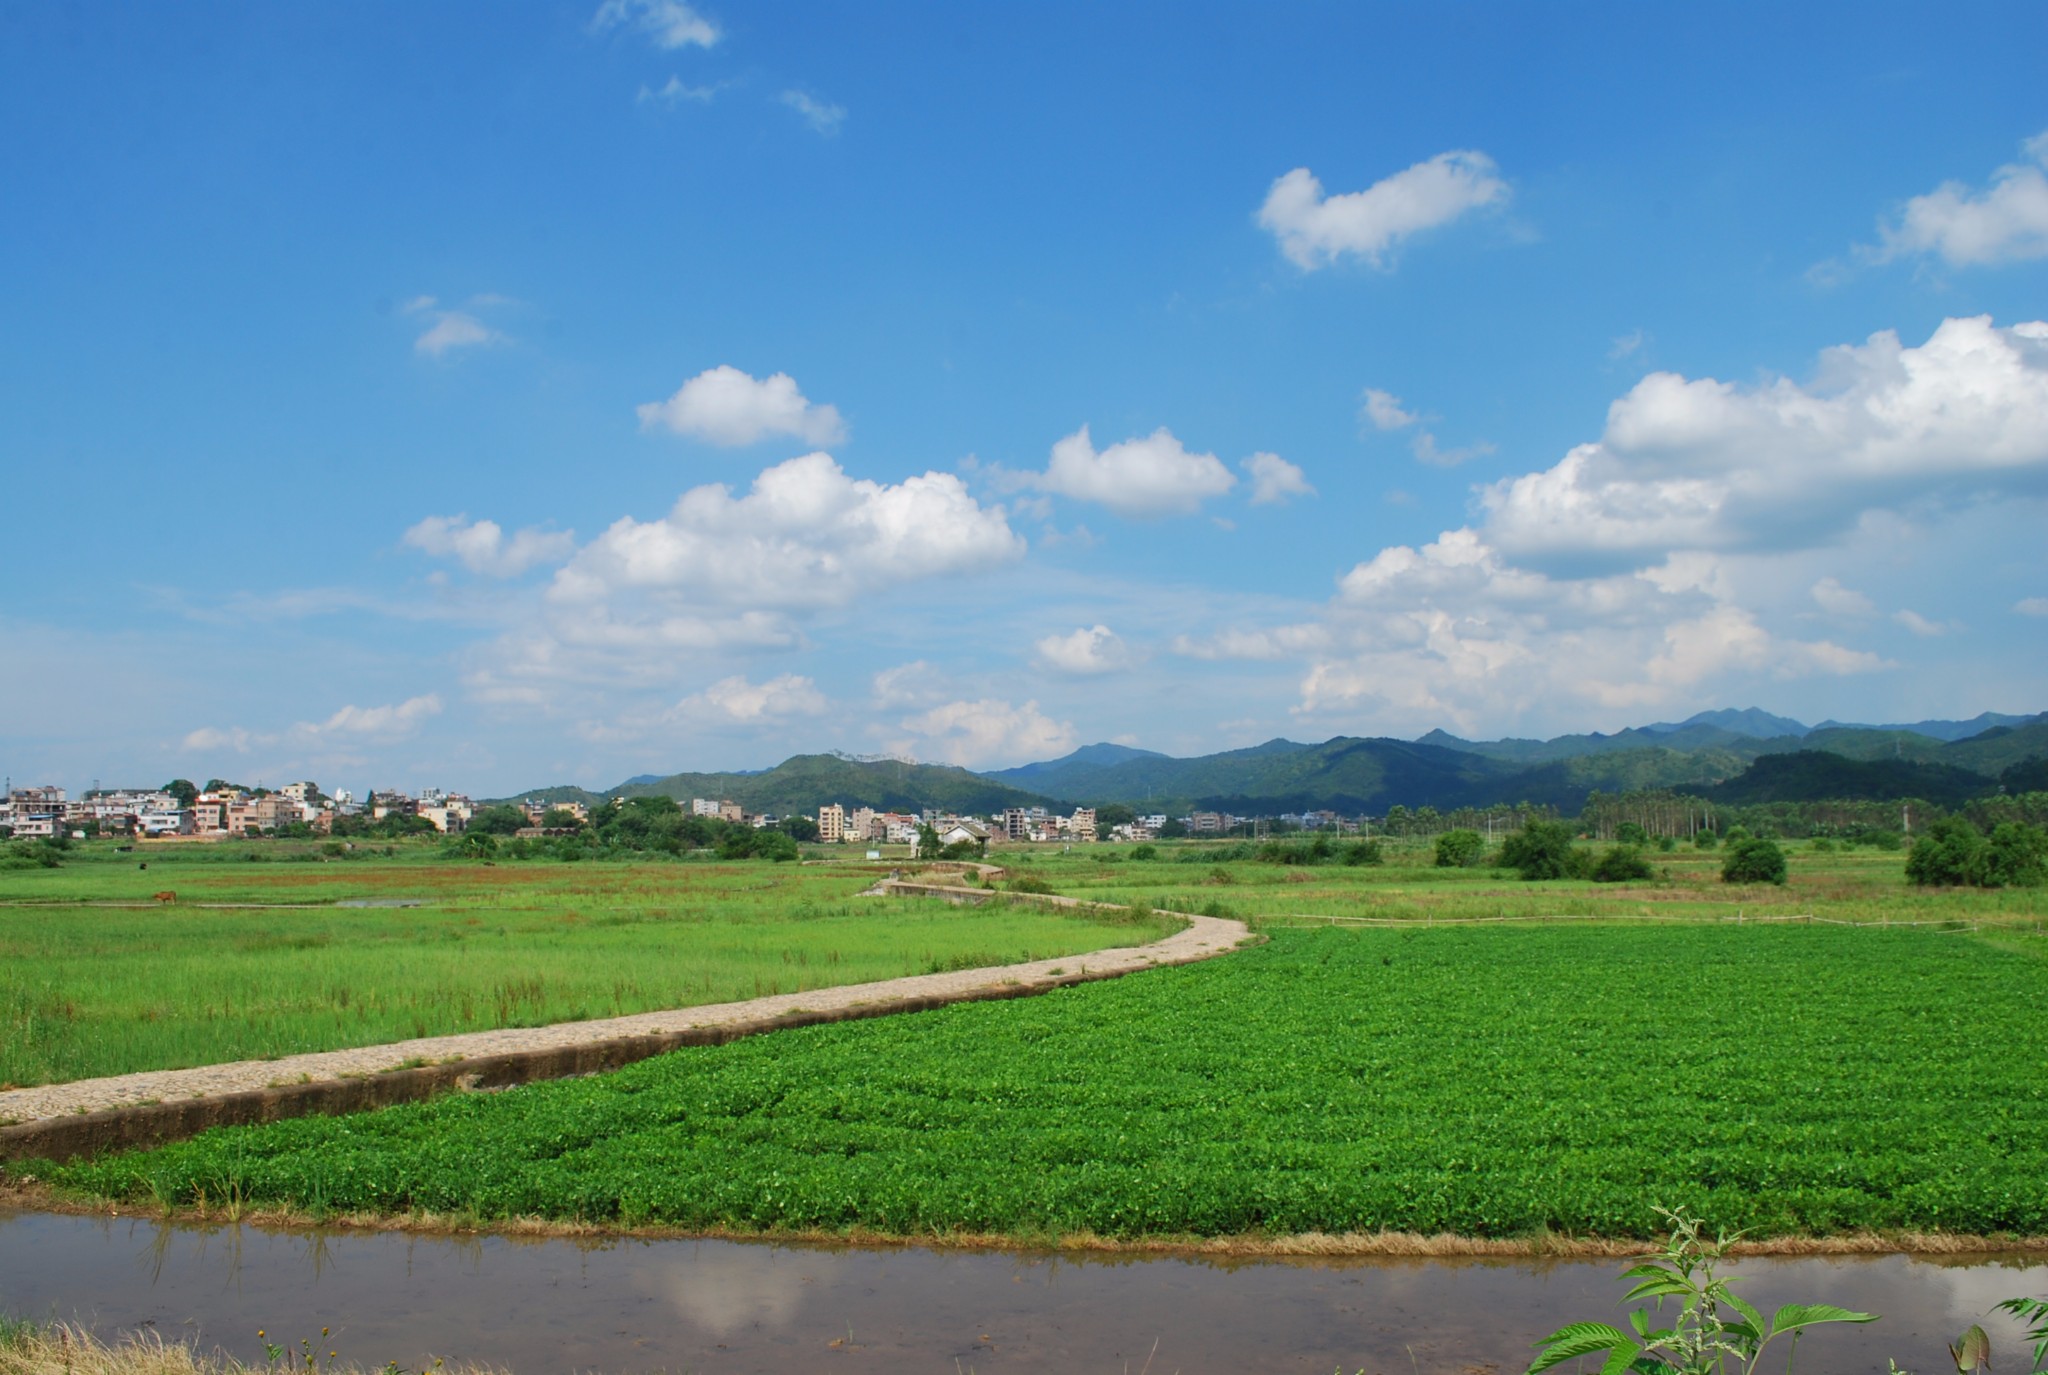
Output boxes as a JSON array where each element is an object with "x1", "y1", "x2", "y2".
[{"x1": 152, "y1": 891, "x2": 177, "y2": 905}]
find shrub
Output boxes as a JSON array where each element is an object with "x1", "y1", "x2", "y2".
[
  {"x1": 1859, "y1": 829, "x2": 1904, "y2": 851},
  {"x1": 1590, "y1": 846, "x2": 1654, "y2": 883},
  {"x1": 1723, "y1": 826, "x2": 1750, "y2": 845},
  {"x1": 1500, "y1": 820, "x2": 1582, "y2": 881},
  {"x1": 1809, "y1": 836, "x2": 1838, "y2": 852},
  {"x1": 1656, "y1": 834, "x2": 1677, "y2": 852},
  {"x1": 1342, "y1": 839, "x2": 1384, "y2": 866},
  {"x1": 1128, "y1": 844, "x2": 1158, "y2": 862},
  {"x1": 1614, "y1": 821, "x2": 1650, "y2": 846},
  {"x1": 1694, "y1": 831, "x2": 1719, "y2": 851},
  {"x1": 1006, "y1": 873, "x2": 1054, "y2": 895},
  {"x1": 1722, "y1": 837, "x2": 1787, "y2": 886},
  {"x1": 1434, "y1": 829, "x2": 1487, "y2": 868}
]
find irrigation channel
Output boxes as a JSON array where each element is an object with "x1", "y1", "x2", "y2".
[{"x1": 2, "y1": 1210, "x2": 2042, "y2": 1373}]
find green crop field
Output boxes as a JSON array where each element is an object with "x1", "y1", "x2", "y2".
[
  {"x1": 40, "y1": 920, "x2": 2048, "y2": 1242},
  {"x1": 0, "y1": 843, "x2": 1172, "y2": 1089}
]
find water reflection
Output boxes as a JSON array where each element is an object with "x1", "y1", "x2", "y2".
[{"x1": 0, "y1": 1209, "x2": 2040, "y2": 1373}]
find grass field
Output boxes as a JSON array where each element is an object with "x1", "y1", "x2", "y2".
[
  {"x1": 38, "y1": 919, "x2": 2048, "y2": 1241},
  {"x1": 1000, "y1": 836, "x2": 2048, "y2": 930},
  {"x1": 0, "y1": 843, "x2": 1173, "y2": 1088}
]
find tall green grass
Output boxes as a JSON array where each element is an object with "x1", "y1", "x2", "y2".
[{"x1": 0, "y1": 851, "x2": 1170, "y2": 1088}]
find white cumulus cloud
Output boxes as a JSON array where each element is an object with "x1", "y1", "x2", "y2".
[
  {"x1": 1028, "y1": 425, "x2": 1237, "y2": 517},
  {"x1": 404, "y1": 515, "x2": 575, "y2": 577},
  {"x1": 592, "y1": 0, "x2": 718, "y2": 49},
  {"x1": 637, "y1": 365, "x2": 847, "y2": 447},
  {"x1": 503, "y1": 452, "x2": 1023, "y2": 675},
  {"x1": 1242, "y1": 452, "x2": 1315, "y2": 505},
  {"x1": 1892, "y1": 609, "x2": 1951, "y2": 637},
  {"x1": 1033, "y1": 625, "x2": 1133, "y2": 676},
  {"x1": 1258, "y1": 150, "x2": 1508, "y2": 270},
  {"x1": 1865, "y1": 130, "x2": 2048, "y2": 268},
  {"x1": 889, "y1": 699, "x2": 1076, "y2": 768},
  {"x1": 1480, "y1": 316, "x2": 2048, "y2": 563},
  {"x1": 2017, "y1": 597, "x2": 2048, "y2": 617},
  {"x1": 675, "y1": 673, "x2": 826, "y2": 723}
]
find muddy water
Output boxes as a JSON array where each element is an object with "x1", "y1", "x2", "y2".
[{"x1": 1, "y1": 1210, "x2": 2041, "y2": 1373}]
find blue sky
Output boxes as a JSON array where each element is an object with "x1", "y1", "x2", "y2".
[{"x1": 4, "y1": 2, "x2": 2046, "y2": 796}]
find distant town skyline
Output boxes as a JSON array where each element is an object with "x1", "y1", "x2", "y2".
[{"x1": 4, "y1": 3, "x2": 2045, "y2": 796}]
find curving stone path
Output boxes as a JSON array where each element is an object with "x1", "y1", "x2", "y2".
[{"x1": 0, "y1": 883, "x2": 1247, "y2": 1157}]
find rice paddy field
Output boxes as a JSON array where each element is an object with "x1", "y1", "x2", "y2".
[
  {"x1": 0, "y1": 842, "x2": 1173, "y2": 1089},
  {"x1": 37, "y1": 917, "x2": 2048, "y2": 1242}
]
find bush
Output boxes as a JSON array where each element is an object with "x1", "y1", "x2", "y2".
[
  {"x1": 1614, "y1": 821, "x2": 1650, "y2": 846},
  {"x1": 1342, "y1": 839, "x2": 1384, "y2": 866},
  {"x1": 1809, "y1": 836, "x2": 1838, "y2": 852},
  {"x1": 1722, "y1": 837, "x2": 1787, "y2": 886},
  {"x1": 1590, "y1": 846, "x2": 1655, "y2": 883},
  {"x1": 1129, "y1": 844, "x2": 1158, "y2": 862},
  {"x1": 1434, "y1": 829, "x2": 1487, "y2": 868},
  {"x1": 1694, "y1": 832, "x2": 1719, "y2": 851},
  {"x1": 1499, "y1": 820, "x2": 1579, "y2": 881},
  {"x1": 1656, "y1": 834, "x2": 1677, "y2": 852},
  {"x1": 1006, "y1": 873, "x2": 1054, "y2": 895},
  {"x1": 1859, "y1": 830, "x2": 1904, "y2": 851}
]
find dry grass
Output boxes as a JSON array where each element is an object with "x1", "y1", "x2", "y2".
[{"x1": 0, "y1": 1323, "x2": 500, "y2": 1375}]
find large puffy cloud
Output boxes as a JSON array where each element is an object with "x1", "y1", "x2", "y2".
[
  {"x1": 1033, "y1": 625, "x2": 1133, "y2": 675},
  {"x1": 1865, "y1": 131, "x2": 2048, "y2": 268},
  {"x1": 1258, "y1": 151, "x2": 1507, "y2": 270},
  {"x1": 889, "y1": 698, "x2": 1076, "y2": 768},
  {"x1": 1028, "y1": 425, "x2": 1237, "y2": 517},
  {"x1": 552, "y1": 452, "x2": 1021, "y2": 614},
  {"x1": 1482, "y1": 316, "x2": 2048, "y2": 563},
  {"x1": 404, "y1": 515, "x2": 574, "y2": 577},
  {"x1": 637, "y1": 366, "x2": 847, "y2": 447}
]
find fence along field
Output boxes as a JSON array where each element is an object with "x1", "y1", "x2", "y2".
[
  {"x1": 0, "y1": 845, "x2": 1173, "y2": 1089},
  {"x1": 34, "y1": 919, "x2": 2048, "y2": 1243}
]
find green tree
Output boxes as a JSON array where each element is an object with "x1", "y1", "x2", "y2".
[
  {"x1": 1499, "y1": 819, "x2": 1579, "y2": 880},
  {"x1": 1434, "y1": 829, "x2": 1486, "y2": 868},
  {"x1": 916, "y1": 823, "x2": 943, "y2": 859},
  {"x1": 779, "y1": 814, "x2": 821, "y2": 843},
  {"x1": 469, "y1": 804, "x2": 530, "y2": 837},
  {"x1": 1722, "y1": 836, "x2": 1788, "y2": 885},
  {"x1": 1904, "y1": 815, "x2": 1986, "y2": 887},
  {"x1": 1093, "y1": 803, "x2": 1137, "y2": 831},
  {"x1": 161, "y1": 779, "x2": 199, "y2": 808},
  {"x1": 538, "y1": 807, "x2": 585, "y2": 831},
  {"x1": 1981, "y1": 822, "x2": 2048, "y2": 888}
]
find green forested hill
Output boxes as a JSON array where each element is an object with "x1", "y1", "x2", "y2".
[{"x1": 1686, "y1": 751, "x2": 1996, "y2": 808}]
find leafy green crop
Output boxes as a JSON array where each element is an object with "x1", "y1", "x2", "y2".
[{"x1": 43, "y1": 925, "x2": 2048, "y2": 1241}]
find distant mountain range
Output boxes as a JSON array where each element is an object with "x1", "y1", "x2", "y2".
[{"x1": 501, "y1": 708, "x2": 2047, "y2": 817}]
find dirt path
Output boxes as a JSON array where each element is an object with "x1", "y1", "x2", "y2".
[{"x1": 0, "y1": 883, "x2": 1247, "y2": 1135}]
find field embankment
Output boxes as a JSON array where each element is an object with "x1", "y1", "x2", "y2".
[{"x1": 26, "y1": 921, "x2": 2047, "y2": 1246}]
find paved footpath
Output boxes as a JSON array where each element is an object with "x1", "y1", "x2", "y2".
[{"x1": 0, "y1": 886, "x2": 1247, "y2": 1128}]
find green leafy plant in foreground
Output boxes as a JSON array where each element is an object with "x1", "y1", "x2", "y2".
[
  {"x1": 1527, "y1": 1208, "x2": 1875, "y2": 1375},
  {"x1": 1999, "y1": 1296, "x2": 2048, "y2": 1374}
]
